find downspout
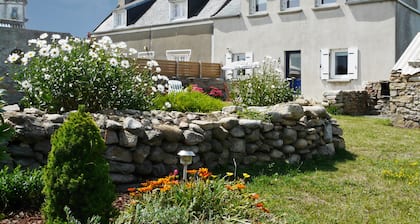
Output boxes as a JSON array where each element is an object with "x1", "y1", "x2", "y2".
[{"x1": 397, "y1": 0, "x2": 420, "y2": 15}]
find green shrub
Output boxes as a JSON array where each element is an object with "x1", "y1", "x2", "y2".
[
  {"x1": 0, "y1": 166, "x2": 44, "y2": 212},
  {"x1": 7, "y1": 34, "x2": 157, "y2": 113},
  {"x1": 153, "y1": 91, "x2": 226, "y2": 112},
  {"x1": 42, "y1": 106, "x2": 116, "y2": 224},
  {"x1": 0, "y1": 80, "x2": 15, "y2": 162},
  {"x1": 228, "y1": 57, "x2": 294, "y2": 106}
]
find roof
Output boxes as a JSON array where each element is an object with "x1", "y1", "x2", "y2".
[
  {"x1": 392, "y1": 32, "x2": 420, "y2": 75},
  {"x1": 94, "y1": 0, "x2": 236, "y2": 33}
]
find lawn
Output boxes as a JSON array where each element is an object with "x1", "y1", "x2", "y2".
[{"x1": 245, "y1": 116, "x2": 420, "y2": 224}]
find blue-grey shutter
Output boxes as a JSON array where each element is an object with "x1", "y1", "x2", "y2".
[
  {"x1": 347, "y1": 47, "x2": 358, "y2": 79},
  {"x1": 320, "y1": 48, "x2": 330, "y2": 80}
]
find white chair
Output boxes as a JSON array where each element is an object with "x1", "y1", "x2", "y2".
[{"x1": 168, "y1": 80, "x2": 183, "y2": 93}]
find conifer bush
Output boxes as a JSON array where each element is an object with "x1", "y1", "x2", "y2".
[{"x1": 42, "y1": 106, "x2": 115, "y2": 224}]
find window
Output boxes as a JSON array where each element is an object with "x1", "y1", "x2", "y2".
[
  {"x1": 225, "y1": 52, "x2": 253, "y2": 79},
  {"x1": 315, "y1": 0, "x2": 336, "y2": 6},
  {"x1": 170, "y1": 0, "x2": 187, "y2": 21},
  {"x1": 320, "y1": 48, "x2": 358, "y2": 80},
  {"x1": 11, "y1": 7, "x2": 18, "y2": 20},
  {"x1": 281, "y1": 0, "x2": 300, "y2": 10},
  {"x1": 113, "y1": 10, "x2": 126, "y2": 27},
  {"x1": 250, "y1": 0, "x2": 267, "y2": 14},
  {"x1": 286, "y1": 51, "x2": 301, "y2": 90},
  {"x1": 166, "y1": 49, "x2": 191, "y2": 61}
]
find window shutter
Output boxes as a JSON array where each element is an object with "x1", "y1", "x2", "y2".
[
  {"x1": 320, "y1": 48, "x2": 330, "y2": 80},
  {"x1": 315, "y1": 0, "x2": 321, "y2": 7},
  {"x1": 348, "y1": 47, "x2": 358, "y2": 79},
  {"x1": 280, "y1": 0, "x2": 287, "y2": 10},
  {"x1": 250, "y1": 0, "x2": 256, "y2": 14},
  {"x1": 245, "y1": 51, "x2": 253, "y2": 75},
  {"x1": 225, "y1": 52, "x2": 232, "y2": 65}
]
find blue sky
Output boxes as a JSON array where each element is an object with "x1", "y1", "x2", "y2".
[{"x1": 26, "y1": 0, "x2": 117, "y2": 38}]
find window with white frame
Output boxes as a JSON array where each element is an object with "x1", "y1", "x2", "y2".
[
  {"x1": 280, "y1": 0, "x2": 300, "y2": 10},
  {"x1": 225, "y1": 52, "x2": 253, "y2": 78},
  {"x1": 250, "y1": 0, "x2": 267, "y2": 14},
  {"x1": 166, "y1": 49, "x2": 191, "y2": 61},
  {"x1": 169, "y1": 0, "x2": 187, "y2": 21},
  {"x1": 113, "y1": 10, "x2": 126, "y2": 27},
  {"x1": 315, "y1": 0, "x2": 336, "y2": 7},
  {"x1": 320, "y1": 48, "x2": 358, "y2": 80}
]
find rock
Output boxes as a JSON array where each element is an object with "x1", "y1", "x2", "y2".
[
  {"x1": 318, "y1": 143, "x2": 335, "y2": 156},
  {"x1": 123, "y1": 117, "x2": 144, "y2": 135},
  {"x1": 306, "y1": 134, "x2": 319, "y2": 141},
  {"x1": 23, "y1": 108, "x2": 44, "y2": 115},
  {"x1": 161, "y1": 142, "x2": 179, "y2": 153},
  {"x1": 192, "y1": 120, "x2": 218, "y2": 130},
  {"x1": 93, "y1": 114, "x2": 107, "y2": 129},
  {"x1": 303, "y1": 105, "x2": 329, "y2": 119},
  {"x1": 109, "y1": 161, "x2": 136, "y2": 174},
  {"x1": 294, "y1": 139, "x2": 308, "y2": 150},
  {"x1": 8, "y1": 144, "x2": 34, "y2": 157},
  {"x1": 261, "y1": 122, "x2": 274, "y2": 132},
  {"x1": 270, "y1": 149, "x2": 284, "y2": 159},
  {"x1": 110, "y1": 173, "x2": 136, "y2": 184},
  {"x1": 268, "y1": 112, "x2": 282, "y2": 123},
  {"x1": 269, "y1": 103, "x2": 304, "y2": 120},
  {"x1": 163, "y1": 154, "x2": 178, "y2": 165},
  {"x1": 323, "y1": 122, "x2": 333, "y2": 143},
  {"x1": 152, "y1": 163, "x2": 168, "y2": 177},
  {"x1": 333, "y1": 137, "x2": 346, "y2": 150},
  {"x1": 222, "y1": 105, "x2": 243, "y2": 114},
  {"x1": 105, "y1": 146, "x2": 133, "y2": 163},
  {"x1": 204, "y1": 130, "x2": 213, "y2": 141},
  {"x1": 199, "y1": 142, "x2": 212, "y2": 153},
  {"x1": 15, "y1": 158, "x2": 40, "y2": 169},
  {"x1": 179, "y1": 121, "x2": 189, "y2": 129},
  {"x1": 230, "y1": 138, "x2": 246, "y2": 153},
  {"x1": 212, "y1": 126, "x2": 229, "y2": 140},
  {"x1": 149, "y1": 147, "x2": 165, "y2": 163},
  {"x1": 256, "y1": 153, "x2": 272, "y2": 162},
  {"x1": 119, "y1": 130, "x2": 138, "y2": 148},
  {"x1": 132, "y1": 145, "x2": 151, "y2": 164},
  {"x1": 156, "y1": 125, "x2": 184, "y2": 142},
  {"x1": 33, "y1": 140, "x2": 51, "y2": 154},
  {"x1": 332, "y1": 125, "x2": 343, "y2": 136},
  {"x1": 106, "y1": 119, "x2": 123, "y2": 130},
  {"x1": 3, "y1": 104, "x2": 20, "y2": 112},
  {"x1": 135, "y1": 160, "x2": 153, "y2": 175},
  {"x1": 243, "y1": 155, "x2": 258, "y2": 165},
  {"x1": 282, "y1": 145, "x2": 295, "y2": 154},
  {"x1": 246, "y1": 129, "x2": 260, "y2": 142},
  {"x1": 189, "y1": 123, "x2": 205, "y2": 134},
  {"x1": 211, "y1": 139, "x2": 224, "y2": 153},
  {"x1": 267, "y1": 139, "x2": 284, "y2": 149},
  {"x1": 246, "y1": 143, "x2": 259, "y2": 154},
  {"x1": 307, "y1": 119, "x2": 324, "y2": 127},
  {"x1": 44, "y1": 122, "x2": 61, "y2": 136},
  {"x1": 103, "y1": 130, "x2": 119, "y2": 145},
  {"x1": 44, "y1": 114, "x2": 64, "y2": 123},
  {"x1": 144, "y1": 130, "x2": 162, "y2": 146},
  {"x1": 34, "y1": 152, "x2": 45, "y2": 164},
  {"x1": 182, "y1": 145, "x2": 200, "y2": 154},
  {"x1": 287, "y1": 154, "x2": 301, "y2": 164},
  {"x1": 239, "y1": 119, "x2": 262, "y2": 129},
  {"x1": 264, "y1": 131, "x2": 280, "y2": 139},
  {"x1": 230, "y1": 126, "x2": 245, "y2": 138},
  {"x1": 183, "y1": 130, "x2": 205, "y2": 145},
  {"x1": 202, "y1": 152, "x2": 219, "y2": 163},
  {"x1": 283, "y1": 128, "x2": 297, "y2": 144},
  {"x1": 294, "y1": 98, "x2": 310, "y2": 106},
  {"x1": 219, "y1": 117, "x2": 239, "y2": 130}
]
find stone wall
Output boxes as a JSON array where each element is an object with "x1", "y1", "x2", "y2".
[
  {"x1": 389, "y1": 72, "x2": 420, "y2": 128},
  {"x1": 1, "y1": 103, "x2": 345, "y2": 191},
  {"x1": 322, "y1": 90, "x2": 370, "y2": 115},
  {"x1": 364, "y1": 81, "x2": 391, "y2": 115}
]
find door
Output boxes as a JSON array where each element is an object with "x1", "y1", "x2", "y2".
[{"x1": 285, "y1": 51, "x2": 301, "y2": 91}]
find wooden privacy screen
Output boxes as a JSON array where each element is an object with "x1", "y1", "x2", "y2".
[{"x1": 134, "y1": 59, "x2": 221, "y2": 79}]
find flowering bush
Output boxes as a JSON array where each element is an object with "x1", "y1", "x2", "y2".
[
  {"x1": 229, "y1": 56, "x2": 295, "y2": 106},
  {"x1": 114, "y1": 168, "x2": 277, "y2": 223},
  {"x1": 208, "y1": 86, "x2": 224, "y2": 99},
  {"x1": 7, "y1": 33, "x2": 160, "y2": 113}
]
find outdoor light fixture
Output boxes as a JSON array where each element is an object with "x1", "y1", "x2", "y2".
[{"x1": 177, "y1": 150, "x2": 195, "y2": 181}]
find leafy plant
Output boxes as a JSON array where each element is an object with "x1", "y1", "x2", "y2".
[
  {"x1": 0, "y1": 166, "x2": 44, "y2": 212},
  {"x1": 153, "y1": 91, "x2": 226, "y2": 112},
  {"x1": 228, "y1": 56, "x2": 294, "y2": 106},
  {"x1": 7, "y1": 34, "x2": 158, "y2": 113},
  {"x1": 326, "y1": 105, "x2": 342, "y2": 115},
  {"x1": 42, "y1": 106, "x2": 116, "y2": 224}
]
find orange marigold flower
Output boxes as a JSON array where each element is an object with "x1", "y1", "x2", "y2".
[
  {"x1": 250, "y1": 193, "x2": 260, "y2": 200},
  {"x1": 139, "y1": 185, "x2": 153, "y2": 193},
  {"x1": 198, "y1": 167, "x2": 212, "y2": 179},
  {"x1": 225, "y1": 184, "x2": 233, "y2": 191},
  {"x1": 235, "y1": 183, "x2": 246, "y2": 190},
  {"x1": 160, "y1": 184, "x2": 171, "y2": 192},
  {"x1": 256, "y1": 202, "x2": 264, "y2": 208},
  {"x1": 262, "y1": 207, "x2": 270, "y2": 213},
  {"x1": 186, "y1": 182, "x2": 194, "y2": 189},
  {"x1": 187, "y1": 169, "x2": 198, "y2": 174},
  {"x1": 127, "y1": 187, "x2": 136, "y2": 192}
]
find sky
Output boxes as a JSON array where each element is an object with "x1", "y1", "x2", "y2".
[{"x1": 26, "y1": 0, "x2": 117, "y2": 38}]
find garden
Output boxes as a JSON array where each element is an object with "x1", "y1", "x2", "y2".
[{"x1": 0, "y1": 34, "x2": 419, "y2": 223}]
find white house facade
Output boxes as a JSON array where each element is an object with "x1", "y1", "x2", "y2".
[{"x1": 93, "y1": 0, "x2": 420, "y2": 100}]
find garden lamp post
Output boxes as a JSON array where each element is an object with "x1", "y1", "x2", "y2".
[{"x1": 177, "y1": 150, "x2": 195, "y2": 181}]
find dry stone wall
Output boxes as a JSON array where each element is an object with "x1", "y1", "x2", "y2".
[
  {"x1": 2, "y1": 103, "x2": 345, "y2": 190},
  {"x1": 322, "y1": 90, "x2": 370, "y2": 115},
  {"x1": 389, "y1": 73, "x2": 420, "y2": 128}
]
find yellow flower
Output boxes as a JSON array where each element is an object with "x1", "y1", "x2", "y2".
[
  {"x1": 243, "y1": 173, "x2": 251, "y2": 179},
  {"x1": 226, "y1": 172, "x2": 234, "y2": 177}
]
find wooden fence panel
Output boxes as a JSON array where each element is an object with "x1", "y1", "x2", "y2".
[{"x1": 133, "y1": 59, "x2": 221, "y2": 79}]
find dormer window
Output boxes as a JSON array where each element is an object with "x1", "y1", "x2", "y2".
[
  {"x1": 113, "y1": 9, "x2": 126, "y2": 27},
  {"x1": 170, "y1": 0, "x2": 187, "y2": 21}
]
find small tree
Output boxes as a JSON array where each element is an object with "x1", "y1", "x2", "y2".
[{"x1": 42, "y1": 106, "x2": 115, "y2": 223}]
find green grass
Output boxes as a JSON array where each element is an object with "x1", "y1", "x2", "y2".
[{"x1": 244, "y1": 116, "x2": 420, "y2": 224}]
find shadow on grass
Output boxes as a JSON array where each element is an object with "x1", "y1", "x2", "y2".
[{"x1": 215, "y1": 149, "x2": 357, "y2": 178}]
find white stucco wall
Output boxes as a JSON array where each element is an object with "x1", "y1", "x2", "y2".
[{"x1": 213, "y1": 0, "x2": 397, "y2": 100}]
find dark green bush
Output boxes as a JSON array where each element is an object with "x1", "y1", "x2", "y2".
[
  {"x1": 42, "y1": 106, "x2": 116, "y2": 224},
  {"x1": 0, "y1": 166, "x2": 44, "y2": 212},
  {"x1": 153, "y1": 91, "x2": 226, "y2": 112}
]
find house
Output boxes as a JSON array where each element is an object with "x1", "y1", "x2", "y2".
[
  {"x1": 0, "y1": 0, "x2": 27, "y2": 28},
  {"x1": 93, "y1": 0, "x2": 420, "y2": 100}
]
